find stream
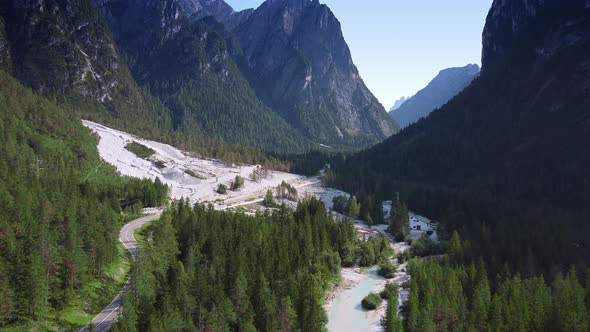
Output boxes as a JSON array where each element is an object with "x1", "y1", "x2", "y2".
[{"x1": 327, "y1": 267, "x2": 385, "y2": 332}]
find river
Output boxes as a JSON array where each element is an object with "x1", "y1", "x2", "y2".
[{"x1": 327, "y1": 267, "x2": 386, "y2": 332}]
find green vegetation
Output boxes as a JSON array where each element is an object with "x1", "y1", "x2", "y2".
[
  {"x1": 388, "y1": 198, "x2": 409, "y2": 241},
  {"x1": 276, "y1": 181, "x2": 298, "y2": 201},
  {"x1": 406, "y1": 258, "x2": 588, "y2": 332},
  {"x1": 346, "y1": 196, "x2": 360, "y2": 219},
  {"x1": 113, "y1": 198, "x2": 357, "y2": 331},
  {"x1": 379, "y1": 262, "x2": 397, "y2": 279},
  {"x1": 380, "y1": 283, "x2": 399, "y2": 300},
  {"x1": 359, "y1": 237, "x2": 394, "y2": 267},
  {"x1": 230, "y1": 175, "x2": 245, "y2": 191},
  {"x1": 262, "y1": 189, "x2": 276, "y2": 208},
  {"x1": 409, "y1": 234, "x2": 444, "y2": 258},
  {"x1": 332, "y1": 195, "x2": 348, "y2": 214},
  {"x1": 382, "y1": 283, "x2": 403, "y2": 332},
  {"x1": 216, "y1": 184, "x2": 228, "y2": 195},
  {"x1": 361, "y1": 293, "x2": 382, "y2": 311},
  {"x1": 125, "y1": 142, "x2": 155, "y2": 159},
  {"x1": 0, "y1": 71, "x2": 167, "y2": 329},
  {"x1": 134, "y1": 18, "x2": 311, "y2": 154}
]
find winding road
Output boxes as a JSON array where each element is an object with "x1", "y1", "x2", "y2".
[{"x1": 80, "y1": 211, "x2": 162, "y2": 332}]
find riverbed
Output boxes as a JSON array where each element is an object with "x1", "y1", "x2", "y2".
[{"x1": 327, "y1": 267, "x2": 387, "y2": 332}]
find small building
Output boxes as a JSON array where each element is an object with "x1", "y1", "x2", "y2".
[{"x1": 409, "y1": 212, "x2": 436, "y2": 232}]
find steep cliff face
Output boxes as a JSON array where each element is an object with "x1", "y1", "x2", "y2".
[
  {"x1": 390, "y1": 64, "x2": 480, "y2": 128},
  {"x1": 94, "y1": 0, "x2": 310, "y2": 151},
  {"x1": 236, "y1": 0, "x2": 398, "y2": 146},
  {"x1": 95, "y1": 0, "x2": 251, "y2": 61},
  {"x1": 137, "y1": 17, "x2": 309, "y2": 152},
  {"x1": 0, "y1": 0, "x2": 140, "y2": 104}
]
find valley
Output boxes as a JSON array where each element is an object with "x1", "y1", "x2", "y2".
[
  {"x1": 0, "y1": 0, "x2": 589, "y2": 331},
  {"x1": 82, "y1": 120, "x2": 418, "y2": 331}
]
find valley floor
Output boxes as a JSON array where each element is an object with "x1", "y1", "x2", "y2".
[{"x1": 82, "y1": 120, "x2": 424, "y2": 331}]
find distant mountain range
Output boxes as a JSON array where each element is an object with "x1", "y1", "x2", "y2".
[
  {"x1": 390, "y1": 96, "x2": 409, "y2": 111},
  {"x1": 0, "y1": 0, "x2": 397, "y2": 152},
  {"x1": 389, "y1": 64, "x2": 480, "y2": 128}
]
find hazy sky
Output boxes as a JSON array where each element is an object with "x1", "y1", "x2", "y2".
[{"x1": 226, "y1": 0, "x2": 492, "y2": 110}]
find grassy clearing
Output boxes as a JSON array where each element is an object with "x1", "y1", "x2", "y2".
[{"x1": 125, "y1": 142, "x2": 155, "y2": 159}]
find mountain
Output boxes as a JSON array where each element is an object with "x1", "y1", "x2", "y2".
[
  {"x1": 331, "y1": 0, "x2": 590, "y2": 274},
  {"x1": 235, "y1": 0, "x2": 398, "y2": 146},
  {"x1": 0, "y1": 0, "x2": 142, "y2": 108},
  {"x1": 97, "y1": 0, "x2": 397, "y2": 149},
  {"x1": 389, "y1": 64, "x2": 480, "y2": 128},
  {"x1": 1, "y1": 0, "x2": 394, "y2": 154},
  {"x1": 389, "y1": 96, "x2": 408, "y2": 111}
]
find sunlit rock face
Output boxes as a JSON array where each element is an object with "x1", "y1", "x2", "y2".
[
  {"x1": 235, "y1": 0, "x2": 398, "y2": 145},
  {"x1": 0, "y1": 0, "x2": 135, "y2": 103}
]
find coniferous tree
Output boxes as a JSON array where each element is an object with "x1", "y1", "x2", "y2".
[
  {"x1": 279, "y1": 296, "x2": 297, "y2": 332},
  {"x1": 346, "y1": 196, "x2": 360, "y2": 219}
]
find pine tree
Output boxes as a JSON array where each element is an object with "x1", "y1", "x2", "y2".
[
  {"x1": 263, "y1": 189, "x2": 275, "y2": 208},
  {"x1": 407, "y1": 279, "x2": 420, "y2": 332},
  {"x1": 279, "y1": 296, "x2": 297, "y2": 332},
  {"x1": 469, "y1": 275, "x2": 491, "y2": 330},
  {"x1": 382, "y1": 284, "x2": 402, "y2": 332},
  {"x1": 553, "y1": 268, "x2": 588, "y2": 332},
  {"x1": 388, "y1": 200, "x2": 409, "y2": 241},
  {"x1": 254, "y1": 274, "x2": 278, "y2": 332},
  {"x1": 448, "y1": 231, "x2": 464, "y2": 263},
  {"x1": 346, "y1": 196, "x2": 360, "y2": 219},
  {"x1": 0, "y1": 260, "x2": 14, "y2": 327}
]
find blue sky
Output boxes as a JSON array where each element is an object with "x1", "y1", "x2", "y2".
[{"x1": 226, "y1": 0, "x2": 492, "y2": 109}]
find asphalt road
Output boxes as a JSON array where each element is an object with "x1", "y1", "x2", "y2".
[{"x1": 79, "y1": 212, "x2": 162, "y2": 332}]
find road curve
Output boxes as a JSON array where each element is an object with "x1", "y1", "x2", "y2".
[{"x1": 80, "y1": 212, "x2": 162, "y2": 332}]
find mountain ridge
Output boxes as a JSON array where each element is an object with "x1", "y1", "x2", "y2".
[
  {"x1": 389, "y1": 64, "x2": 480, "y2": 128},
  {"x1": 330, "y1": 0, "x2": 590, "y2": 274}
]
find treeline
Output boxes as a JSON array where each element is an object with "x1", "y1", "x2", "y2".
[
  {"x1": 113, "y1": 198, "x2": 357, "y2": 331},
  {"x1": 0, "y1": 71, "x2": 167, "y2": 328},
  {"x1": 327, "y1": 162, "x2": 590, "y2": 278},
  {"x1": 406, "y1": 258, "x2": 589, "y2": 332},
  {"x1": 69, "y1": 89, "x2": 295, "y2": 172}
]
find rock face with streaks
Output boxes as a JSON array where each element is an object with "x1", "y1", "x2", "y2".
[
  {"x1": 235, "y1": 0, "x2": 398, "y2": 146},
  {"x1": 0, "y1": 0, "x2": 140, "y2": 104}
]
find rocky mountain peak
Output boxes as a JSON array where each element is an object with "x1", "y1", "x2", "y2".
[{"x1": 235, "y1": 0, "x2": 397, "y2": 145}]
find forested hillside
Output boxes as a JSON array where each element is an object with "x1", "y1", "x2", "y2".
[
  {"x1": 113, "y1": 198, "x2": 357, "y2": 331},
  {"x1": 0, "y1": 71, "x2": 167, "y2": 329},
  {"x1": 330, "y1": 0, "x2": 590, "y2": 278},
  {"x1": 406, "y1": 256, "x2": 588, "y2": 331},
  {"x1": 137, "y1": 17, "x2": 310, "y2": 152}
]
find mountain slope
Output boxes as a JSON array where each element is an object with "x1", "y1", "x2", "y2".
[
  {"x1": 0, "y1": 70, "x2": 167, "y2": 330},
  {"x1": 95, "y1": 0, "x2": 314, "y2": 152},
  {"x1": 332, "y1": 0, "x2": 590, "y2": 274},
  {"x1": 0, "y1": 0, "x2": 143, "y2": 108},
  {"x1": 389, "y1": 64, "x2": 480, "y2": 128},
  {"x1": 235, "y1": 0, "x2": 398, "y2": 147}
]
